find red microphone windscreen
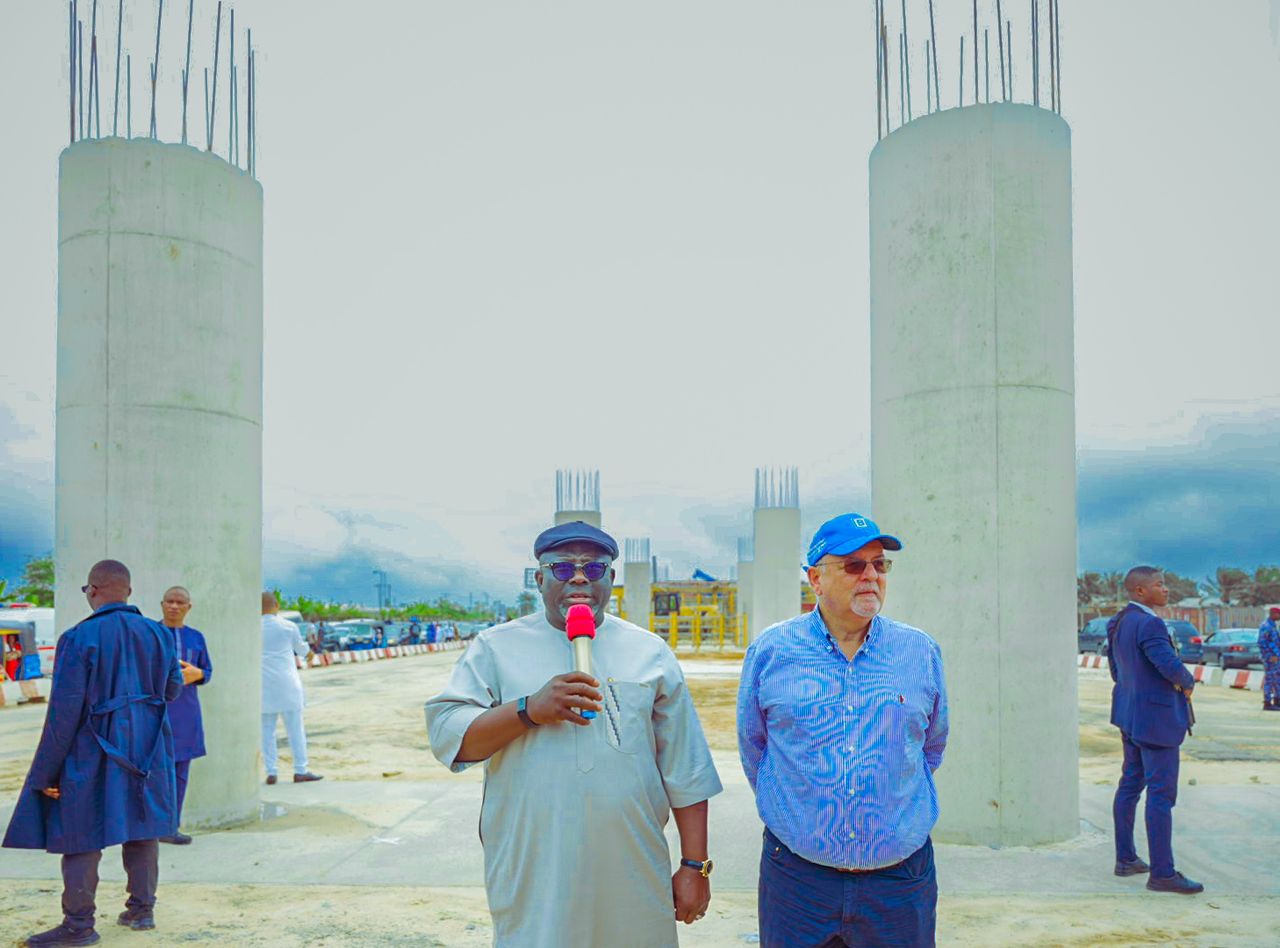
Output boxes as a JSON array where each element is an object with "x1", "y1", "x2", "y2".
[{"x1": 565, "y1": 604, "x2": 597, "y2": 640}]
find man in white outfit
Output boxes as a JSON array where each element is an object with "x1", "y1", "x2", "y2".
[{"x1": 260, "y1": 592, "x2": 323, "y2": 785}]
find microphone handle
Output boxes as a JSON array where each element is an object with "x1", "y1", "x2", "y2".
[{"x1": 572, "y1": 638, "x2": 596, "y2": 719}]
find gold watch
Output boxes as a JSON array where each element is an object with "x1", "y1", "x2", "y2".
[{"x1": 680, "y1": 857, "x2": 714, "y2": 878}]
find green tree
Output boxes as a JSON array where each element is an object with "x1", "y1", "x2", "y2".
[
  {"x1": 1077, "y1": 571, "x2": 1106, "y2": 606},
  {"x1": 0, "y1": 578, "x2": 12, "y2": 603},
  {"x1": 1213, "y1": 567, "x2": 1252, "y2": 605},
  {"x1": 1161, "y1": 570, "x2": 1199, "y2": 602},
  {"x1": 17, "y1": 555, "x2": 55, "y2": 607},
  {"x1": 1248, "y1": 566, "x2": 1280, "y2": 606},
  {"x1": 516, "y1": 591, "x2": 538, "y2": 617}
]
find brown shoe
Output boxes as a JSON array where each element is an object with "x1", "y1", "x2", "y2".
[
  {"x1": 293, "y1": 772, "x2": 324, "y2": 783},
  {"x1": 265, "y1": 774, "x2": 277, "y2": 785}
]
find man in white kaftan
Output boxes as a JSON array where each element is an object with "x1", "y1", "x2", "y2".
[
  {"x1": 260, "y1": 592, "x2": 323, "y2": 784},
  {"x1": 425, "y1": 522, "x2": 722, "y2": 948}
]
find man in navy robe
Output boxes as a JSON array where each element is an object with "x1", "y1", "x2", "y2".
[
  {"x1": 3, "y1": 560, "x2": 183, "y2": 946},
  {"x1": 155, "y1": 585, "x2": 213, "y2": 845}
]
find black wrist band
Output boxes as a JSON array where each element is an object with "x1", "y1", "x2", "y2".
[{"x1": 516, "y1": 695, "x2": 539, "y2": 728}]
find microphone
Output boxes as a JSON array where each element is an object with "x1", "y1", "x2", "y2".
[{"x1": 565, "y1": 604, "x2": 597, "y2": 719}]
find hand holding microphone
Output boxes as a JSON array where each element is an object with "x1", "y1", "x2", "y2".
[{"x1": 566, "y1": 604, "x2": 598, "y2": 720}]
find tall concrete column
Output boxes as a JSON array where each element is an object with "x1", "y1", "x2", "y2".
[
  {"x1": 869, "y1": 104, "x2": 1078, "y2": 846},
  {"x1": 622, "y1": 539, "x2": 652, "y2": 630},
  {"x1": 56, "y1": 138, "x2": 263, "y2": 828},
  {"x1": 736, "y1": 536, "x2": 754, "y2": 640},
  {"x1": 553, "y1": 469, "x2": 601, "y2": 528},
  {"x1": 749, "y1": 468, "x2": 800, "y2": 641}
]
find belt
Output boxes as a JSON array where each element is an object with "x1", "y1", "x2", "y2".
[{"x1": 836, "y1": 860, "x2": 904, "y2": 875}]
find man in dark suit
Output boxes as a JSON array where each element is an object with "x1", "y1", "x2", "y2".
[{"x1": 1107, "y1": 566, "x2": 1203, "y2": 894}]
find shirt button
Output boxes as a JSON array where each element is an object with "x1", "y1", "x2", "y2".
[
  {"x1": 848, "y1": 788, "x2": 855, "y2": 796},
  {"x1": 846, "y1": 705, "x2": 853, "y2": 711},
  {"x1": 849, "y1": 832, "x2": 857, "y2": 839}
]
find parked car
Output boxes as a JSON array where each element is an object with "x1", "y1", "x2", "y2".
[
  {"x1": 1078, "y1": 617, "x2": 1110, "y2": 654},
  {"x1": 1164, "y1": 620, "x2": 1203, "y2": 664},
  {"x1": 1200, "y1": 628, "x2": 1262, "y2": 669}
]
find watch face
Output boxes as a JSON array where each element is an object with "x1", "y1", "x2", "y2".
[{"x1": 702, "y1": 859, "x2": 714, "y2": 877}]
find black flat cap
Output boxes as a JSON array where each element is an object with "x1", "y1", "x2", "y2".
[{"x1": 534, "y1": 521, "x2": 619, "y2": 560}]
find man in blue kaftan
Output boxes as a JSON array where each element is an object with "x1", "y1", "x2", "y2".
[
  {"x1": 2, "y1": 560, "x2": 183, "y2": 947},
  {"x1": 1260, "y1": 606, "x2": 1280, "y2": 711},
  {"x1": 155, "y1": 585, "x2": 214, "y2": 843}
]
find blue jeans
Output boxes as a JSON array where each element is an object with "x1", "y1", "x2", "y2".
[
  {"x1": 758, "y1": 827, "x2": 937, "y2": 947},
  {"x1": 1113, "y1": 732, "x2": 1180, "y2": 877}
]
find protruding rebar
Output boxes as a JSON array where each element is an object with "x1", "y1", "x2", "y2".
[
  {"x1": 112, "y1": 0, "x2": 122, "y2": 135},
  {"x1": 972, "y1": 0, "x2": 978, "y2": 105},
  {"x1": 900, "y1": 0, "x2": 911, "y2": 120},
  {"x1": 126, "y1": 52, "x2": 131, "y2": 136},
  {"x1": 78, "y1": 18, "x2": 84, "y2": 140},
  {"x1": 927, "y1": 0, "x2": 940, "y2": 109},
  {"x1": 1049, "y1": 0, "x2": 1059, "y2": 111},
  {"x1": 181, "y1": 0, "x2": 193, "y2": 143},
  {"x1": 1048, "y1": 0, "x2": 1056, "y2": 112},
  {"x1": 1031, "y1": 0, "x2": 1039, "y2": 108},
  {"x1": 69, "y1": 2, "x2": 76, "y2": 144},
  {"x1": 924, "y1": 39, "x2": 932, "y2": 112},
  {"x1": 228, "y1": 8, "x2": 235, "y2": 161},
  {"x1": 207, "y1": 1, "x2": 221, "y2": 151},
  {"x1": 984, "y1": 28, "x2": 990, "y2": 103},
  {"x1": 959, "y1": 35, "x2": 965, "y2": 107},
  {"x1": 1007, "y1": 20, "x2": 1013, "y2": 101},
  {"x1": 898, "y1": 32, "x2": 905, "y2": 127},
  {"x1": 996, "y1": 0, "x2": 1006, "y2": 100},
  {"x1": 89, "y1": 0, "x2": 98, "y2": 138},
  {"x1": 148, "y1": 0, "x2": 162, "y2": 138}
]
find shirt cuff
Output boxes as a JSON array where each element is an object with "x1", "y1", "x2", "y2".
[
  {"x1": 665, "y1": 765, "x2": 724, "y2": 809},
  {"x1": 428, "y1": 704, "x2": 488, "y2": 773}
]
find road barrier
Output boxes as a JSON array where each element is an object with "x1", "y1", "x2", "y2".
[
  {"x1": 1078, "y1": 655, "x2": 1258, "y2": 690},
  {"x1": 296, "y1": 639, "x2": 467, "y2": 669}
]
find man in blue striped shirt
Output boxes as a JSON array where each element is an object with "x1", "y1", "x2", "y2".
[{"x1": 738, "y1": 513, "x2": 948, "y2": 947}]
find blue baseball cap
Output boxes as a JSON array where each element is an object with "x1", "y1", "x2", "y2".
[
  {"x1": 534, "y1": 521, "x2": 619, "y2": 561},
  {"x1": 806, "y1": 513, "x2": 902, "y2": 567}
]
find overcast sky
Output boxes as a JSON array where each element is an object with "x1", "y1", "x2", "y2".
[{"x1": 2, "y1": 1, "x2": 1278, "y2": 604}]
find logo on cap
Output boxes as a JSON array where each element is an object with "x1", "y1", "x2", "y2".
[{"x1": 852, "y1": 517, "x2": 867, "y2": 528}]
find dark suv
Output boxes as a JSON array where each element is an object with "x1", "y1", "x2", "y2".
[
  {"x1": 1163, "y1": 620, "x2": 1204, "y2": 664},
  {"x1": 1078, "y1": 617, "x2": 1110, "y2": 654}
]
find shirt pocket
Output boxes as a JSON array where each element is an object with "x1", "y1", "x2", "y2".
[{"x1": 602, "y1": 679, "x2": 651, "y2": 755}]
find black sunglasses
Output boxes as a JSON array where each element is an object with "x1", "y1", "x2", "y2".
[
  {"x1": 543, "y1": 561, "x2": 610, "y2": 582},
  {"x1": 824, "y1": 557, "x2": 893, "y2": 576}
]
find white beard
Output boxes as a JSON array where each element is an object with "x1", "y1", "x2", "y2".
[{"x1": 851, "y1": 591, "x2": 882, "y2": 619}]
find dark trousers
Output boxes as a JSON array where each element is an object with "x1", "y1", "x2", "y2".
[
  {"x1": 1113, "y1": 732, "x2": 1180, "y2": 878},
  {"x1": 758, "y1": 827, "x2": 936, "y2": 948},
  {"x1": 175, "y1": 758, "x2": 191, "y2": 823},
  {"x1": 61, "y1": 839, "x2": 159, "y2": 931}
]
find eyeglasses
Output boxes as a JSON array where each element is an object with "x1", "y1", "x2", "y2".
[
  {"x1": 81, "y1": 583, "x2": 96, "y2": 593},
  {"x1": 541, "y1": 561, "x2": 610, "y2": 582},
  {"x1": 821, "y1": 558, "x2": 893, "y2": 576}
]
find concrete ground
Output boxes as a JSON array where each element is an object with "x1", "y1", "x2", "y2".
[{"x1": 1, "y1": 652, "x2": 1278, "y2": 946}]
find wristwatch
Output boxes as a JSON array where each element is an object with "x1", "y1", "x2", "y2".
[
  {"x1": 679, "y1": 858, "x2": 714, "y2": 878},
  {"x1": 516, "y1": 695, "x2": 539, "y2": 728}
]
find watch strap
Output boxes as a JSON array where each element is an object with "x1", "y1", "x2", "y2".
[
  {"x1": 516, "y1": 695, "x2": 539, "y2": 728},
  {"x1": 680, "y1": 857, "x2": 712, "y2": 877}
]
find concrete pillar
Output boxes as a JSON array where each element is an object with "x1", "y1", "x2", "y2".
[
  {"x1": 749, "y1": 468, "x2": 801, "y2": 641},
  {"x1": 622, "y1": 539, "x2": 652, "y2": 630},
  {"x1": 55, "y1": 138, "x2": 263, "y2": 828},
  {"x1": 869, "y1": 104, "x2": 1078, "y2": 846},
  {"x1": 553, "y1": 469, "x2": 601, "y2": 527},
  {"x1": 736, "y1": 536, "x2": 754, "y2": 639}
]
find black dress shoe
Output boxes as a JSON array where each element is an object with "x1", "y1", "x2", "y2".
[
  {"x1": 1147, "y1": 871, "x2": 1204, "y2": 894},
  {"x1": 159, "y1": 832, "x2": 192, "y2": 844},
  {"x1": 23, "y1": 923, "x2": 101, "y2": 946},
  {"x1": 117, "y1": 909, "x2": 155, "y2": 930},
  {"x1": 1115, "y1": 857, "x2": 1150, "y2": 876},
  {"x1": 293, "y1": 772, "x2": 324, "y2": 783}
]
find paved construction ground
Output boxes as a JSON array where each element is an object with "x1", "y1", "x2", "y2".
[{"x1": 1, "y1": 649, "x2": 1278, "y2": 946}]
